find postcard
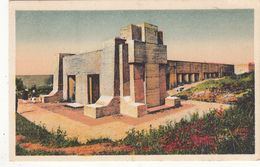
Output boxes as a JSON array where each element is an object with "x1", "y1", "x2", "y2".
[{"x1": 9, "y1": 0, "x2": 260, "y2": 161}]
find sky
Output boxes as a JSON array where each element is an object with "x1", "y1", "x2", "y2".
[{"x1": 16, "y1": 10, "x2": 254, "y2": 75}]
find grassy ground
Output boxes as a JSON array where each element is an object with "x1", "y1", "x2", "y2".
[
  {"x1": 16, "y1": 113, "x2": 114, "y2": 155},
  {"x1": 16, "y1": 113, "x2": 81, "y2": 148},
  {"x1": 176, "y1": 72, "x2": 254, "y2": 104},
  {"x1": 16, "y1": 73, "x2": 255, "y2": 155}
]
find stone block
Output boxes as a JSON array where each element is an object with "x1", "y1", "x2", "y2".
[
  {"x1": 138, "y1": 22, "x2": 158, "y2": 44},
  {"x1": 120, "y1": 96, "x2": 147, "y2": 118},
  {"x1": 165, "y1": 96, "x2": 181, "y2": 107},
  {"x1": 84, "y1": 96, "x2": 120, "y2": 118},
  {"x1": 40, "y1": 90, "x2": 63, "y2": 103},
  {"x1": 128, "y1": 40, "x2": 146, "y2": 63},
  {"x1": 132, "y1": 25, "x2": 142, "y2": 41},
  {"x1": 157, "y1": 31, "x2": 163, "y2": 44},
  {"x1": 146, "y1": 88, "x2": 160, "y2": 107},
  {"x1": 120, "y1": 24, "x2": 141, "y2": 41},
  {"x1": 145, "y1": 43, "x2": 167, "y2": 64}
]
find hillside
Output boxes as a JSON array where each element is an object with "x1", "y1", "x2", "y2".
[{"x1": 176, "y1": 72, "x2": 254, "y2": 104}]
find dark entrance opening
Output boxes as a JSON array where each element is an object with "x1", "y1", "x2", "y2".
[
  {"x1": 67, "y1": 75, "x2": 76, "y2": 102},
  {"x1": 87, "y1": 74, "x2": 100, "y2": 104}
]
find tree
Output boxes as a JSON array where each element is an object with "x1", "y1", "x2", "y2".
[
  {"x1": 16, "y1": 78, "x2": 25, "y2": 91},
  {"x1": 45, "y1": 76, "x2": 53, "y2": 86}
]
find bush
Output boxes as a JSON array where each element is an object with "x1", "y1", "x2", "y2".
[
  {"x1": 85, "y1": 138, "x2": 114, "y2": 145},
  {"x1": 28, "y1": 85, "x2": 52, "y2": 97},
  {"x1": 120, "y1": 90, "x2": 255, "y2": 154},
  {"x1": 16, "y1": 144, "x2": 67, "y2": 156}
]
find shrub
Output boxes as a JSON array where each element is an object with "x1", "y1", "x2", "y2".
[
  {"x1": 16, "y1": 144, "x2": 67, "y2": 155},
  {"x1": 121, "y1": 88, "x2": 254, "y2": 154},
  {"x1": 85, "y1": 138, "x2": 114, "y2": 145}
]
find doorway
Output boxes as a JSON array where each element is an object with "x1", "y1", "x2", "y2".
[
  {"x1": 67, "y1": 75, "x2": 76, "y2": 102},
  {"x1": 87, "y1": 74, "x2": 100, "y2": 104}
]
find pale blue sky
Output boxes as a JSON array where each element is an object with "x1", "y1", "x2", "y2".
[{"x1": 16, "y1": 10, "x2": 254, "y2": 75}]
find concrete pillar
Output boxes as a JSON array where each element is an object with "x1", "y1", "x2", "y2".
[
  {"x1": 212, "y1": 73, "x2": 216, "y2": 78},
  {"x1": 159, "y1": 64, "x2": 167, "y2": 105},
  {"x1": 119, "y1": 44, "x2": 147, "y2": 118},
  {"x1": 190, "y1": 73, "x2": 195, "y2": 82},
  {"x1": 119, "y1": 44, "x2": 124, "y2": 97},
  {"x1": 169, "y1": 73, "x2": 177, "y2": 89},
  {"x1": 129, "y1": 64, "x2": 145, "y2": 103},
  {"x1": 208, "y1": 73, "x2": 212, "y2": 78},
  {"x1": 119, "y1": 44, "x2": 130, "y2": 97},
  {"x1": 177, "y1": 74, "x2": 182, "y2": 84},
  {"x1": 184, "y1": 74, "x2": 189, "y2": 83},
  {"x1": 204, "y1": 73, "x2": 207, "y2": 79},
  {"x1": 199, "y1": 72, "x2": 204, "y2": 80},
  {"x1": 145, "y1": 63, "x2": 160, "y2": 107}
]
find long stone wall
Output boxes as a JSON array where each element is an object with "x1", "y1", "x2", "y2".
[{"x1": 167, "y1": 60, "x2": 235, "y2": 89}]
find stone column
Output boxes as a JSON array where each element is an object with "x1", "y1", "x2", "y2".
[
  {"x1": 159, "y1": 64, "x2": 167, "y2": 105},
  {"x1": 208, "y1": 73, "x2": 212, "y2": 78},
  {"x1": 199, "y1": 72, "x2": 204, "y2": 81},
  {"x1": 204, "y1": 73, "x2": 207, "y2": 79},
  {"x1": 184, "y1": 74, "x2": 189, "y2": 83},
  {"x1": 212, "y1": 73, "x2": 216, "y2": 78},
  {"x1": 145, "y1": 63, "x2": 160, "y2": 107},
  {"x1": 190, "y1": 73, "x2": 195, "y2": 82},
  {"x1": 170, "y1": 73, "x2": 177, "y2": 88},
  {"x1": 178, "y1": 74, "x2": 182, "y2": 84},
  {"x1": 119, "y1": 44, "x2": 124, "y2": 97}
]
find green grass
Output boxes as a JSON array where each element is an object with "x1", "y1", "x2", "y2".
[{"x1": 176, "y1": 72, "x2": 254, "y2": 103}]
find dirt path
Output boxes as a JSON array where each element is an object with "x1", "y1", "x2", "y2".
[{"x1": 18, "y1": 100, "x2": 229, "y2": 142}]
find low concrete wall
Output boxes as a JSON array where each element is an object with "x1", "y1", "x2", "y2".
[{"x1": 84, "y1": 96, "x2": 120, "y2": 119}]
